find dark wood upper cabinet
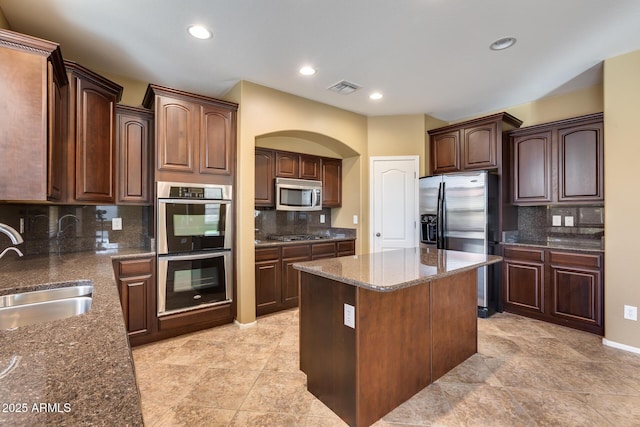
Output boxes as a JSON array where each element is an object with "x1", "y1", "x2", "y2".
[
  {"x1": 116, "y1": 105, "x2": 153, "y2": 205},
  {"x1": 463, "y1": 121, "x2": 498, "y2": 170},
  {"x1": 512, "y1": 131, "x2": 553, "y2": 204},
  {"x1": 255, "y1": 148, "x2": 342, "y2": 208},
  {"x1": 322, "y1": 157, "x2": 342, "y2": 207},
  {"x1": 557, "y1": 120, "x2": 604, "y2": 203},
  {"x1": 510, "y1": 113, "x2": 604, "y2": 205},
  {"x1": 429, "y1": 113, "x2": 522, "y2": 175},
  {"x1": 255, "y1": 148, "x2": 275, "y2": 207},
  {"x1": 431, "y1": 131, "x2": 460, "y2": 173},
  {"x1": 65, "y1": 61, "x2": 122, "y2": 204},
  {"x1": 275, "y1": 151, "x2": 299, "y2": 178},
  {"x1": 0, "y1": 29, "x2": 68, "y2": 202},
  {"x1": 143, "y1": 84, "x2": 237, "y2": 184},
  {"x1": 299, "y1": 154, "x2": 321, "y2": 180}
]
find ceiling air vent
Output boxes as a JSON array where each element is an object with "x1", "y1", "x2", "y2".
[{"x1": 327, "y1": 80, "x2": 361, "y2": 95}]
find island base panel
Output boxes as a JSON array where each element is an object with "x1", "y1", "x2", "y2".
[
  {"x1": 300, "y1": 272, "x2": 431, "y2": 427},
  {"x1": 431, "y1": 269, "x2": 478, "y2": 380},
  {"x1": 300, "y1": 273, "x2": 357, "y2": 426}
]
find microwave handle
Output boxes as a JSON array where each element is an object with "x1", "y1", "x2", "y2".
[
  {"x1": 312, "y1": 189, "x2": 321, "y2": 207},
  {"x1": 159, "y1": 251, "x2": 230, "y2": 262}
]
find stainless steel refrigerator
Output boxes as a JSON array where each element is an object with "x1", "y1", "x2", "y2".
[{"x1": 419, "y1": 171, "x2": 499, "y2": 317}]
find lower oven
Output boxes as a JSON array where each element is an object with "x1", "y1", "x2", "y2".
[{"x1": 157, "y1": 250, "x2": 232, "y2": 316}]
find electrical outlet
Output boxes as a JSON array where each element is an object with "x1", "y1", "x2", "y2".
[
  {"x1": 344, "y1": 304, "x2": 355, "y2": 328},
  {"x1": 552, "y1": 215, "x2": 562, "y2": 226},
  {"x1": 19, "y1": 218, "x2": 24, "y2": 234},
  {"x1": 565, "y1": 216, "x2": 574, "y2": 227},
  {"x1": 353, "y1": 215, "x2": 358, "y2": 225},
  {"x1": 112, "y1": 217, "x2": 123, "y2": 231},
  {"x1": 624, "y1": 305, "x2": 638, "y2": 321},
  {"x1": 320, "y1": 214, "x2": 325, "y2": 224}
]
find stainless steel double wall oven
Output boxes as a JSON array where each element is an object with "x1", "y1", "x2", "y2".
[{"x1": 156, "y1": 182, "x2": 233, "y2": 316}]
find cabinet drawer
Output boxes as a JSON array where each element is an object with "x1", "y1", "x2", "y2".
[
  {"x1": 503, "y1": 246, "x2": 544, "y2": 263},
  {"x1": 256, "y1": 247, "x2": 281, "y2": 262},
  {"x1": 118, "y1": 258, "x2": 153, "y2": 277},
  {"x1": 337, "y1": 240, "x2": 355, "y2": 255},
  {"x1": 282, "y1": 244, "x2": 311, "y2": 258},
  {"x1": 312, "y1": 242, "x2": 336, "y2": 256},
  {"x1": 549, "y1": 251, "x2": 601, "y2": 268}
]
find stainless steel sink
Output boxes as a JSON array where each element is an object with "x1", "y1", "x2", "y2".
[{"x1": 0, "y1": 284, "x2": 93, "y2": 330}]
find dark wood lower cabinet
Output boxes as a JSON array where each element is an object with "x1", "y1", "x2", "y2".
[
  {"x1": 256, "y1": 240, "x2": 356, "y2": 316},
  {"x1": 112, "y1": 257, "x2": 155, "y2": 346},
  {"x1": 502, "y1": 245, "x2": 603, "y2": 335}
]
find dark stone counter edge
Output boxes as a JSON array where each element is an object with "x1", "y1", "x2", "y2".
[
  {"x1": 294, "y1": 255, "x2": 503, "y2": 292},
  {"x1": 255, "y1": 237, "x2": 355, "y2": 248},
  {"x1": 501, "y1": 241, "x2": 604, "y2": 253}
]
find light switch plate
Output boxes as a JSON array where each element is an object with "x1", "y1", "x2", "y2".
[
  {"x1": 344, "y1": 304, "x2": 355, "y2": 329},
  {"x1": 112, "y1": 217, "x2": 123, "y2": 231},
  {"x1": 552, "y1": 215, "x2": 562, "y2": 226},
  {"x1": 565, "y1": 216, "x2": 574, "y2": 227},
  {"x1": 353, "y1": 215, "x2": 358, "y2": 225}
]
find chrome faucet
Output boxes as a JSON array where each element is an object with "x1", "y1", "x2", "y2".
[{"x1": 0, "y1": 223, "x2": 24, "y2": 259}]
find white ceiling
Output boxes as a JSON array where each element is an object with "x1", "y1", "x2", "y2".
[{"x1": 2, "y1": 0, "x2": 640, "y2": 121}]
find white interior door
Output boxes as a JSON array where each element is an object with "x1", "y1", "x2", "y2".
[{"x1": 370, "y1": 156, "x2": 419, "y2": 253}]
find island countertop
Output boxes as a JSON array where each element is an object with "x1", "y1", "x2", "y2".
[{"x1": 293, "y1": 247, "x2": 502, "y2": 292}]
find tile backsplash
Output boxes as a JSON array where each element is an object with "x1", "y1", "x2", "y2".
[
  {"x1": 511, "y1": 205, "x2": 604, "y2": 244},
  {"x1": 0, "y1": 204, "x2": 151, "y2": 256},
  {"x1": 254, "y1": 208, "x2": 356, "y2": 240}
]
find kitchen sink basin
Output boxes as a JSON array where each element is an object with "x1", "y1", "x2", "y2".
[{"x1": 0, "y1": 284, "x2": 93, "y2": 330}]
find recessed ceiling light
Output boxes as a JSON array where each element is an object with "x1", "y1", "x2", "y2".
[
  {"x1": 188, "y1": 25, "x2": 212, "y2": 40},
  {"x1": 490, "y1": 37, "x2": 516, "y2": 51},
  {"x1": 369, "y1": 92, "x2": 383, "y2": 100},
  {"x1": 299, "y1": 66, "x2": 316, "y2": 76}
]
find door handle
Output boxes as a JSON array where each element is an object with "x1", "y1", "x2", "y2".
[{"x1": 376, "y1": 233, "x2": 381, "y2": 237}]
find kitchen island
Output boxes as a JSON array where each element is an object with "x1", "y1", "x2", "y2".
[{"x1": 293, "y1": 247, "x2": 502, "y2": 427}]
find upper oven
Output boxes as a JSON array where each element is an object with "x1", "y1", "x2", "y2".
[{"x1": 157, "y1": 182, "x2": 233, "y2": 255}]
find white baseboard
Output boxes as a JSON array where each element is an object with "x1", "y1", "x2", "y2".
[
  {"x1": 234, "y1": 319, "x2": 257, "y2": 329},
  {"x1": 602, "y1": 338, "x2": 640, "y2": 355}
]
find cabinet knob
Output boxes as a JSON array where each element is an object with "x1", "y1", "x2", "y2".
[{"x1": 375, "y1": 233, "x2": 381, "y2": 237}]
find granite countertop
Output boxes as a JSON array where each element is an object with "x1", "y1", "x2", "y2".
[
  {"x1": 0, "y1": 249, "x2": 153, "y2": 426},
  {"x1": 255, "y1": 236, "x2": 355, "y2": 248},
  {"x1": 293, "y1": 247, "x2": 502, "y2": 292},
  {"x1": 502, "y1": 239, "x2": 604, "y2": 253}
]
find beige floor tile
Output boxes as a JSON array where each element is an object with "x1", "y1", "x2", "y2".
[
  {"x1": 382, "y1": 383, "x2": 461, "y2": 426},
  {"x1": 439, "y1": 383, "x2": 535, "y2": 427},
  {"x1": 153, "y1": 405, "x2": 236, "y2": 427},
  {"x1": 507, "y1": 388, "x2": 609, "y2": 427},
  {"x1": 133, "y1": 309, "x2": 640, "y2": 427},
  {"x1": 182, "y1": 367, "x2": 260, "y2": 410},
  {"x1": 229, "y1": 410, "x2": 306, "y2": 426},
  {"x1": 240, "y1": 370, "x2": 314, "y2": 415},
  {"x1": 585, "y1": 393, "x2": 640, "y2": 426}
]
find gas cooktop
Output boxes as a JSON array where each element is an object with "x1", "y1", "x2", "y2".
[{"x1": 267, "y1": 234, "x2": 331, "y2": 242}]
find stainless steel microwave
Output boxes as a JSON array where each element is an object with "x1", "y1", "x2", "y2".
[{"x1": 275, "y1": 177, "x2": 322, "y2": 211}]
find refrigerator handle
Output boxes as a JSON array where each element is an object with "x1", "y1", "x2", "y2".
[{"x1": 437, "y1": 182, "x2": 444, "y2": 249}]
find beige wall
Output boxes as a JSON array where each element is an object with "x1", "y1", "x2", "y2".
[
  {"x1": 225, "y1": 81, "x2": 368, "y2": 324},
  {"x1": 603, "y1": 51, "x2": 640, "y2": 349},
  {"x1": 0, "y1": 6, "x2": 9, "y2": 29},
  {"x1": 367, "y1": 115, "x2": 427, "y2": 175},
  {"x1": 98, "y1": 70, "x2": 148, "y2": 107}
]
